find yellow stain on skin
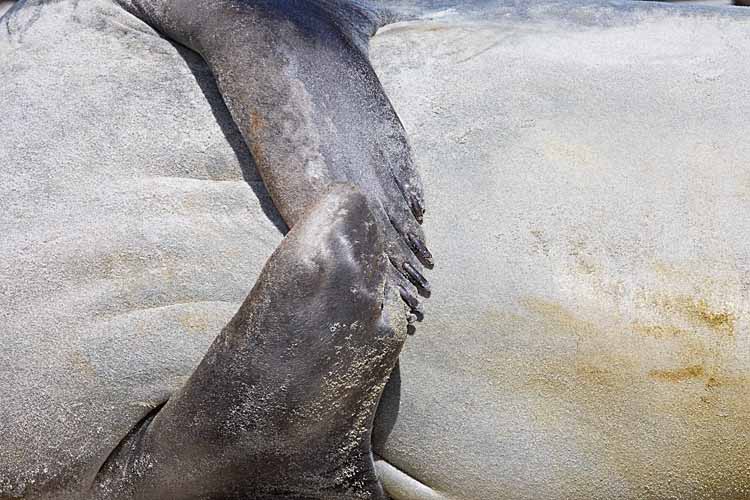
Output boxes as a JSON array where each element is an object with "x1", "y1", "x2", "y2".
[
  {"x1": 631, "y1": 323, "x2": 686, "y2": 339},
  {"x1": 519, "y1": 297, "x2": 639, "y2": 389},
  {"x1": 642, "y1": 294, "x2": 737, "y2": 336},
  {"x1": 512, "y1": 295, "x2": 750, "y2": 497},
  {"x1": 70, "y1": 351, "x2": 96, "y2": 378},
  {"x1": 678, "y1": 297, "x2": 736, "y2": 335},
  {"x1": 649, "y1": 364, "x2": 705, "y2": 383},
  {"x1": 178, "y1": 313, "x2": 210, "y2": 333},
  {"x1": 543, "y1": 138, "x2": 597, "y2": 168},
  {"x1": 519, "y1": 294, "x2": 740, "y2": 390},
  {"x1": 521, "y1": 297, "x2": 599, "y2": 337}
]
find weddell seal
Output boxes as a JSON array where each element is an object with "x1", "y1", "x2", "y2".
[{"x1": 3, "y1": 0, "x2": 750, "y2": 499}]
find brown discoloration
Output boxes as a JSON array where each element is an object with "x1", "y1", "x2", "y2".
[
  {"x1": 521, "y1": 298, "x2": 599, "y2": 338},
  {"x1": 575, "y1": 363, "x2": 621, "y2": 387},
  {"x1": 543, "y1": 138, "x2": 597, "y2": 169},
  {"x1": 517, "y1": 299, "x2": 748, "y2": 446},
  {"x1": 648, "y1": 295, "x2": 736, "y2": 336},
  {"x1": 519, "y1": 296, "x2": 741, "y2": 390},
  {"x1": 248, "y1": 110, "x2": 265, "y2": 136},
  {"x1": 705, "y1": 376, "x2": 721, "y2": 389},
  {"x1": 520, "y1": 298, "x2": 638, "y2": 387},
  {"x1": 377, "y1": 22, "x2": 453, "y2": 38},
  {"x1": 648, "y1": 364, "x2": 705, "y2": 383},
  {"x1": 681, "y1": 298, "x2": 736, "y2": 335},
  {"x1": 632, "y1": 322, "x2": 686, "y2": 339},
  {"x1": 177, "y1": 313, "x2": 209, "y2": 333},
  {"x1": 247, "y1": 111, "x2": 267, "y2": 166},
  {"x1": 467, "y1": 294, "x2": 750, "y2": 497},
  {"x1": 70, "y1": 351, "x2": 96, "y2": 378}
]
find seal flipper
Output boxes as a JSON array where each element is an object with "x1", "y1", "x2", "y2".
[
  {"x1": 117, "y1": 0, "x2": 432, "y2": 315},
  {"x1": 93, "y1": 186, "x2": 407, "y2": 500}
]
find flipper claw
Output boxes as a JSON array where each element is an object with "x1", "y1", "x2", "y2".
[
  {"x1": 403, "y1": 261, "x2": 431, "y2": 295},
  {"x1": 407, "y1": 233, "x2": 434, "y2": 268}
]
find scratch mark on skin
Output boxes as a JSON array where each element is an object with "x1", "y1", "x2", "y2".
[{"x1": 455, "y1": 39, "x2": 503, "y2": 64}]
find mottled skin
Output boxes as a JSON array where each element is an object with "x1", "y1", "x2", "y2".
[
  {"x1": 118, "y1": 0, "x2": 433, "y2": 319},
  {"x1": 93, "y1": 186, "x2": 407, "y2": 500}
]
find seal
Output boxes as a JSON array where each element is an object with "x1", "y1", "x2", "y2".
[
  {"x1": 118, "y1": 0, "x2": 433, "y2": 320},
  {"x1": 7, "y1": 1, "x2": 749, "y2": 499},
  {"x1": 92, "y1": 185, "x2": 407, "y2": 500}
]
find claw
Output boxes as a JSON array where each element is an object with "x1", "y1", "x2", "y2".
[
  {"x1": 403, "y1": 262, "x2": 431, "y2": 295},
  {"x1": 408, "y1": 189, "x2": 425, "y2": 224},
  {"x1": 389, "y1": 164, "x2": 425, "y2": 224},
  {"x1": 398, "y1": 284, "x2": 419, "y2": 310},
  {"x1": 407, "y1": 233, "x2": 434, "y2": 267},
  {"x1": 398, "y1": 284, "x2": 424, "y2": 321}
]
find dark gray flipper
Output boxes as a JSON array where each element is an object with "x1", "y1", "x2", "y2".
[
  {"x1": 92, "y1": 186, "x2": 407, "y2": 500},
  {"x1": 117, "y1": 0, "x2": 432, "y2": 318}
]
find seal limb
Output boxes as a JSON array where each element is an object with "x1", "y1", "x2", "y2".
[
  {"x1": 92, "y1": 185, "x2": 407, "y2": 500},
  {"x1": 117, "y1": 0, "x2": 432, "y2": 317}
]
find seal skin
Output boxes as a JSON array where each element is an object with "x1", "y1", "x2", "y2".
[
  {"x1": 117, "y1": 0, "x2": 433, "y2": 319},
  {"x1": 91, "y1": 186, "x2": 407, "y2": 500}
]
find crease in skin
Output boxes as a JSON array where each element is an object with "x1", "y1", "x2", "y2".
[
  {"x1": 91, "y1": 400, "x2": 168, "y2": 494},
  {"x1": 374, "y1": 458, "x2": 448, "y2": 500}
]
